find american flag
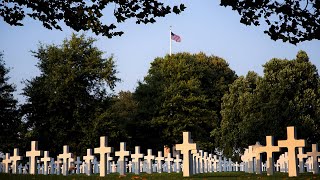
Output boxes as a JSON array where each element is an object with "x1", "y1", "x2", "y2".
[{"x1": 171, "y1": 32, "x2": 181, "y2": 42}]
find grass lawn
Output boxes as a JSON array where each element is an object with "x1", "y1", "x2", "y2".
[{"x1": 0, "y1": 172, "x2": 319, "y2": 180}]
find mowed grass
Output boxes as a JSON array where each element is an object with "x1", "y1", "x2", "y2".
[{"x1": 0, "y1": 172, "x2": 319, "y2": 180}]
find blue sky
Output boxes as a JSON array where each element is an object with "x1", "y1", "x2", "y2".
[{"x1": 0, "y1": 1, "x2": 319, "y2": 103}]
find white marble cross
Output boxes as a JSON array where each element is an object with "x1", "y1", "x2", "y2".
[
  {"x1": 252, "y1": 142, "x2": 263, "y2": 174},
  {"x1": 115, "y1": 142, "x2": 130, "y2": 176},
  {"x1": 176, "y1": 132, "x2": 198, "y2": 177},
  {"x1": 174, "y1": 154, "x2": 182, "y2": 173},
  {"x1": 306, "y1": 144, "x2": 320, "y2": 174},
  {"x1": 259, "y1": 136, "x2": 280, "y2": 176},
  {"x1": 92, "y1": 157, "x2": 99, "y2": 174},
  {"x1": 10, "y1": 148, "x2": 22, "y2": 174},
  {"x1": 49, "y1": 158, "x2": 55, "y2": 174},
  {"x1": 74, "y1": 156, "x2": 82, "y2": 174},
  {"x1": 94, "y1": 136, "x2": 113, "y2": 177},
  {"x1": 278, "y1": 126, "x2": 305, "y2": 177},
  {"x1": 165, "y1": 153, "x2": 174, "y2": 173},
  {"x1": 203, "y1": 152, "x2": 208, "y2": 173},
  {"x1": 199, "y1": 150, "x2": 204, "y2": 173},
  {"x1": 40, "y1": 151, "x2": 51, "y2": 175},
  {"x1": 155, "y1": 151, "x2": 164, "y2": 173},
  {"x1": 58, "y1": 145, "x2": 72, "y2": 176},
  {"x1": 83, "y1": 149, "x2": 94, "y2": 175},
  {"x1": 3, "y1": 153, "x2": 11, "y2": 173},
  {"x1": 26, "y1": 141, "x2": 43, "y2": 175},
  {"x1": 18, "y1": 164, "x2": 23, "y2": 174},
  {"x1": 297, "y1": 147, "x2": 308, "y2": 173},
  {"x1": 110, "y1": 161, "x2": 116, "y2": 173},
  {"x1": 144, "y1": 149, "x2": 155, "y2": 174},
  {"x1": 107, "y1": 153, "x2": 113, "y2": 174},
  {"x1": 131, "y1": 146, "x2": 144, "y2": 175}
]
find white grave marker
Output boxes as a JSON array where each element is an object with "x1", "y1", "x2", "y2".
[
  {"x1": 175, "y1": 132, "x2": 198, "y2": 177},
  {"x1": 83, "y1": 149, "x2": 94, "y2": 175},
  {"x1": 94, "y1": 136, "x2": 113, "y2": 177},
  {"x1": 131, "y1": 146, "x2": 144, "y2": 175},
  {"x1": 306, "y1": 144, "x2": 320, "y2": 174},
  {"x1": 26, "y1": 141, "x2": 43, "y2": 175},
  {"x1": 40, "y1": 151, "x2": 51, "y2": 175},
  {"x1": 278, "y1": 126, "x2": 305, "y2": 177},
  {"x1": 115, "y1": 142, "x2": 130, "y2": 176},
  {"x1": 10, "y1": 148, "x2": 22, "y2": 174}
]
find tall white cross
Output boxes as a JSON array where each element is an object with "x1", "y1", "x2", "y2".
[
  {"x1": 144, "y1": 149, "x2": 155, "y2": 174},
  {"x1": 40, "y1": 151, "x2": 51, "y2": 175},
  {"x1": 26, "y1": 141, "x2": 43, "y2": 174},
  {"x1": 259, "y1": 136, "x2": 280, "y2": 176},
  {"x1": 175, "y1": 132, "x2": 198, "y2": 177},
  {"x1": 306, "y1": 143, "x2": 320, "y2": 174},
  {"x1": 57, "y1": 145, "x2": 72, "y2": 176},
  {"x1": 297, "y1": 147, "x2": 308, "y2": 173},
  {"x1": 10, "y1": 148, "x2": 22, "y2": 174},
  {"x1": 115, "y1": 142, "x2": 130, "y2": 175},
  {"x1": 3, "y1": 153, "x2": 12, "y2": 173},
  {"x1": 94, "y1": 136, "x2": 113, "y2": 177},
  {"x1": 278, "y1": 126, "x2": 305, "y2": 177},
  {"x1": 83, "y1": 149, "x2": 94, "y2": 175},
  {"x1": 131, "y1": 146, "x2": 144, "y2": 175},
  {"x1": 155, "y1": 151, "x2": 164, "y2": 173}
]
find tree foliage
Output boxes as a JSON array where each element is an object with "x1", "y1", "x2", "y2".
[
  {"x1": 0, "y1": 0, "x2": 185, "y2": 38},
  {"x1": 220, "y1": 0, "x2": 320, "y2": 44},
  {"x1": 217, "y1": 51, "x2": 320, "y2": 158},
  {"x1": 21, "y1": 34, "x2": 120, "y2": 156},
  {"x1": 134, "y1": 53, "x2": 236, "y2": 151},
  {"x1": 0, "y1": 52, "x2": 21, "y2": 153}
]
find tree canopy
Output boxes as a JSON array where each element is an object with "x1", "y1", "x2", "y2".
[
  {"x1": 220, "y1": 0, "x2": 320, "y2": 44},
  {"x1": 134, "y1": 53, "x2": 236, "y2": 151},
  {"x1": 1, "y1": 1, "x2": 319, "y2": 43},
  {"x1": 0, "y1": 0, "x2": 185, "y2": 38},
  {"x1": 21, "y1": 34, "x2": 120, "y2": 156},
  {"x1": 216, "y1": 51, "x2": 320, "y2": 158},
  {"x1": 0, "y1": 52, "x2": 22, "y2": 153}
]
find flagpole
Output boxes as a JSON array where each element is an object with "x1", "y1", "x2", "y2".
[{"x1": 169, "y1": 26, "x2": 172, "y2": 56}]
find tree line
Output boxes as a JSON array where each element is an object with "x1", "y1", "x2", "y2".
[{"x1": 1, "y1": 34, "x2": 319, "y2": 160}]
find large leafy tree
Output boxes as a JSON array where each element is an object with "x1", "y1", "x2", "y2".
[
  {"x1": 0, "y1": 52, "x2": 21, "y2": 153},
  {"x1": 220, "y1": 0, "x2": 320, "y2": 44},
  {"x1": 0, "y1": 0, "x2": 185, "y2": 38},
  {"x1": 134, "y1": 53, "x2": 236, "y2": 151},
  {"x1": 218, "y1": 51, "x2": 320, "y2": 157},
  {"x1": 22, "y1": 34, "x2": 120, "y2": 156}
]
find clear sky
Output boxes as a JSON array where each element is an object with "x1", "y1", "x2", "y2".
[{"x1": 0, "y1": 1, "x2": 319, "y2": 103}]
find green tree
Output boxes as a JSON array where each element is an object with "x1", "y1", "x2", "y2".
[
  {"x1": 215, "y1": 71, "x2": 260, "y2": 158},
  {"x1": 21, "y1": 34, "x2": 120, "y2": 156},
  {"x1": 218, "y1": 51, "x2": 320, "y2": 157},
  {"x1": 92, "y1": 91, "x2": 138, "y2": 150},
  {"x1": 0, "y1": 0, "x2": 185, "y2": 38},
  {"x1": 134, "y1": 53, "x2": 236, "y2": 151},
  {"x1": 0, "y1": 52, "x2": 21, "y2": 153}
]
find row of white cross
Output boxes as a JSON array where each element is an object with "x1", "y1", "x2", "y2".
[
  {"x1": 240, "y1": 126, "x2": 320, "y2": 177},
  {"x1": 1, "y1": 127, "x2": 319, "y2": 177}
]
